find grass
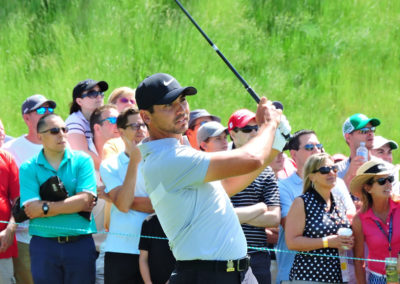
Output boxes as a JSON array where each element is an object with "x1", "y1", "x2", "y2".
[{"x1": 1, "y1": 0, "x2": 400, "y2": 159}]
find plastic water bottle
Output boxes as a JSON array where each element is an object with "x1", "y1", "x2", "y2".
[{"x1": 356, "y1": 142, "x2": 368, "y2": 162}]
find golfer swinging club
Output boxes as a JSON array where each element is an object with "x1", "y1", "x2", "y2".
[{"x1": 126, "y1": 73, "x2": 290, "y2": 283}]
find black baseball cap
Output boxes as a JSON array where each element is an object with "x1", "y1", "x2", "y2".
[
  {"x1": 73, "y1": 79, "x2": 108, "y2": 99},
  {"x1": 135, "y1": 73, "x2": 197, "y2": 110}
]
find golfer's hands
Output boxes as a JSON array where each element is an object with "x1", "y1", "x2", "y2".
[
  {"x1": 325, "y1": 234, "x2": 354, "y2": 250},
  {"x1": 256, "y1": 97, "x2": 282, "y2": 128}
]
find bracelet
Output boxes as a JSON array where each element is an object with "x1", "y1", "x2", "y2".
[{"x1": 322, "y1": 237, "x2": 328, "y2": 248}]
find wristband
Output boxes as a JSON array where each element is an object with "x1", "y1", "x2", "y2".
[{"x1": 322, "y1": 237, "x2": 328, "y2": 248}]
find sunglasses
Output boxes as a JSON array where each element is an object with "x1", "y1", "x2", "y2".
[
  {"x1": 119, "y1": 97, "x2": 136, "y2": 104},
  {"x1": 357, "y1": 127, "x2": 376, "y2": 134},
  {"x1": 81, "y1": 91, "x2": 104, "y2": 99},
  {"x1": 313, "y1": 165, "x2": 339, "y2": 175},
  {"x1": 100, "y1": 117, "x2": 117, "y2": 124},
  {"x1": 304, "y1": 143, "x2": 323, "y2": 151},
  {"x1": 125, "y1": 122, "x2": 146, "y2": 130},
  {"x1": 235, "y1": 125, "x2": 258, "y2": 133},
  {"x1": 39, "y1": 127, "x2": 69, "y2": 135},
  {"x1": 374, "y1": 175, "x2": 394, "y2": 186},
  {"x1": 34, "y1": 107, "x2": 54, "y2": 115}
]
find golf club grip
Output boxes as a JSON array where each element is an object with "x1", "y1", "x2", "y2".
[{"x1": 175, "y1": 0, "x2": 261, "y2": 104}]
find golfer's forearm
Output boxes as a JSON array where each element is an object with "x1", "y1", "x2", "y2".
[{"x1": 241, "y1": 122, "x2": 279, "y2": 164}]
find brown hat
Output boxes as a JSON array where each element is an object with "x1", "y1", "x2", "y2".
[{"x1": 349, "y1": 159, "x2": 396, "y2": 198}]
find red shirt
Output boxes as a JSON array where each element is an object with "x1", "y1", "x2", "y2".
[
  {"x1": 0, "y1": 150, "x2": 19, "y2": 258},
  {"x1": 359, "y1": 199, "x2": 400, "y2": 275}
]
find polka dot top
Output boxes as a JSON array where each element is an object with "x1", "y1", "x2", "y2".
[{"x1": 289, "y1": 188, "x2": 351, "y2": 283}]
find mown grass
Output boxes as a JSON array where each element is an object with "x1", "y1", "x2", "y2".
[{"x1": 1, "y1": 0, "x2": 400, "y2": 159}]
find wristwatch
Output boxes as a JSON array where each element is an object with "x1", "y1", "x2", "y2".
[{"x1": 42, "y1": 202, "x2": 49, "y2": 215}]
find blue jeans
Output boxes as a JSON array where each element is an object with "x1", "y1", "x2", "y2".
[
  {"x1": 250, "y1": 251, "x2": 271, "y2": 284},
  {"x1": 30, "y1": 235, "x2": 97, "y2": 284}
]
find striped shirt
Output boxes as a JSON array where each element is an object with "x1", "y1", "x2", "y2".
[{"x1": 230, "y1": 166, "x2": 280, "y2": 252}]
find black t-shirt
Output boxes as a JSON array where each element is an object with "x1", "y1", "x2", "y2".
[{"x1": 139, "y1": 214, "x2": 176, "y2": 284}]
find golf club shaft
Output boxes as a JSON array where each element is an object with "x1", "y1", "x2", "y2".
[{"x1": 175, "y1": 0, "x2": 261, "y2": 103}]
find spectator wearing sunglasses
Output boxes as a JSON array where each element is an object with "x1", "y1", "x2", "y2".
[
  {"x1": 185, "y1": 109, "x2": 221, "y2": 150},
  {"x1": 276, "y1": 130, "x2": 355, "y2": 284},
  {"x1": 227, "y1": 109, "x2": 281, "y2": 284},
  {"x1": 350, "y1": 160, "x2": 400, "y2": 284},
  {"x1": 100, "y1": 107, "x2": 153, "y2": 284},
  {"x1": 107, "y1": 87, "x2": 136, "y2": 112},
  {"x1": 285, "y1": 153, "x2": 353, "y2": 283},
  {"x1": 338, "y1": 113, "x2": 381, "y2": 189},
  {"x1": 89, "y1": 104, "x2": 121, "y2": 283},
  {"x1": 19, "y1": 113, "x2": 97, "y2": 284},
  {"x1": 66, "y1": 79, "x2": 108, "y2": 170},
  {"x1": 2, "y1": 94, "x2": 56, "y2": 284}
]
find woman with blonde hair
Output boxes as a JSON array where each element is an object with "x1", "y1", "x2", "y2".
[
  {"x1": 351, "y1": 160, "x2": 400, "y2": 283},
  {"x1": 285, "y1": 153, "x2": 353, "y2": 283},
  {"x1": 107, "y1": 87, "x2": 136, "y2": 112}
]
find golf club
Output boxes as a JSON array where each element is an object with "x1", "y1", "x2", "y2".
[{"x1": 175, "y1": 0, "x2": 261, "y2": 104}]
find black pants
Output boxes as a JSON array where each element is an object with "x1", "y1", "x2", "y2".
[
  {"x1": 250, "y1": 251, "x2": 271, "y2": 284},
  {"x1": 104, "y1": 252, "x2": 143, "y2": 284}
]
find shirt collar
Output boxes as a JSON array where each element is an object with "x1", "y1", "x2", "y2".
[{"x1": 37, "y1": 148, "x2": 72, "y2": 171}]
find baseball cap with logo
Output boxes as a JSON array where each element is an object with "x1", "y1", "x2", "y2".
[
  {"x1": 342, "y1": 113, "x2": 380, "y2": 137},
  {"x1": 228, "y1": 109, "x2": 256, "y2": 132},
  {"x1": 73, "y1": 79, "x2": 108, "y2": 99},
  {"x1": 189, "y1": 109, "x2": 220, "y2": 129},
  {"x1": 21, "y1": 94, "x2": 56, "y2": 115},
  {"x1": 135, "y1": 73, "x2": 197, "y2": 110},
  {"x1": 197, "y1": 121, "x2": 228, "y2": 145}
]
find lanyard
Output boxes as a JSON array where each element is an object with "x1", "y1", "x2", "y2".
[{"x1": 374, "y1": 213, "x2": 393, "y2": 256}]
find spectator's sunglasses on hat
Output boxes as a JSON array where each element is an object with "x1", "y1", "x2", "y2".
[
  {"x1": 369, "y1": 175, "x2": 394, "y2": 186},
  {"x1": 39, "y1": 127, "x2": 69, "y2": 135},
  {"x1": 34, "y1": 107, "x2": 54, "y2": 115},
  {"x1": 234, "y1": 125, "x2": 258, "y2": 133},
  {"x1": 313, "y1": 165, "x2": 339, "y2": 175},
  {"x1": 119, "y1": 97, "x2": 136, "y2": 104},
  {"x1": 100, "y1": 117, "x2": 117, "y2": 124},
  {"x1": 303, "y1": 143, "x2": 323, "y2": 151},
  {"x1": 356, "y1": 127, "x2": 376, "y2": 135},
  {"x1": 125, "y1": 122, "x2": 146, "y2": 131},
  {"x1": 81, "y1": 91, "x2": 104, "y2": 99}
]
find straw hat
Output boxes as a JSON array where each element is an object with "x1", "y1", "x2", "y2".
[{"x1": 349, "y1": 159, "x2": 396, "y2": 198}]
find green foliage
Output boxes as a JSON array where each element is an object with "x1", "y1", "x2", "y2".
[{"x1": 1, "y1": 0, "x2": 400, "y2": 160}]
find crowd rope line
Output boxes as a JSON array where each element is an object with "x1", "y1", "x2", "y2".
[{"x1": 0, "y1": 220, "x2": 391, "y2": 264}]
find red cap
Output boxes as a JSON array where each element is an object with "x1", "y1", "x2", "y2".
[{"x1": 228, "y1": 109, "x2": 256, "y2": 132}]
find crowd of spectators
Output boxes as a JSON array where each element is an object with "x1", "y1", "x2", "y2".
[{"x1": 0, "y1": 74, "x2": 399, "y2": 284}]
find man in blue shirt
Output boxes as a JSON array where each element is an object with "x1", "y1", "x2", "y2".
[
  {"x1": 20, "y1": 113, "x2": 97, "y2": 284},
  {"x1": 127, "y1": 73, "x2": 290, "y2": 283}
]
